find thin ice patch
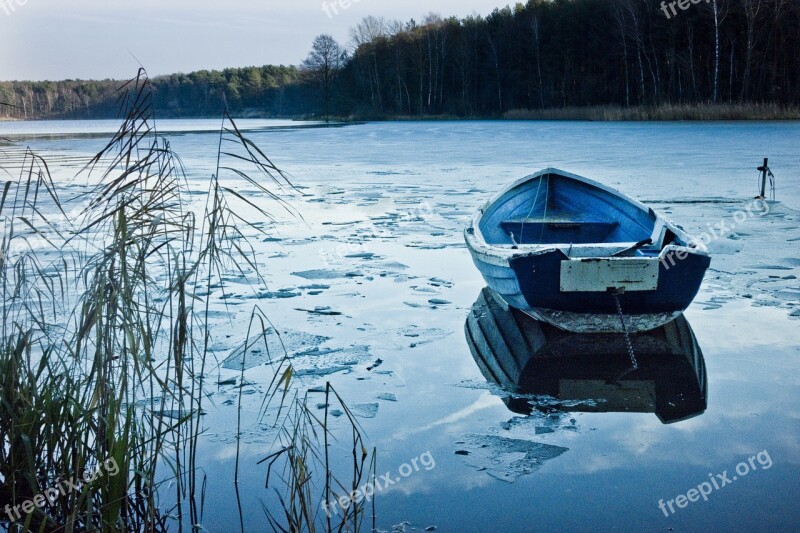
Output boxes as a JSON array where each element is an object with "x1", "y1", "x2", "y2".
[
  {"x1": 293, "y1": 365, "x2": 352, "y2": 378},
  {"x1": 351, "y1": 402, "x2": 379, "y2": 418},
  {"x1": 291, "y1": 269, "x2": 363, "y2": 280},
  {"x1": 456, "y1": 379, "x2": 600, "y2": 405},
  {"x1": 221, "y1": 329, "x2": 331, "y2": 370},
  {"x1": 377, "y1": 392, "x2": 398, "y2": 402},
  {"x1": 456, "y1": 434, "x2": 568, "y2": 482},
  {"x1": 389, "y1": 326, "x2": 452, "y2": 349}
]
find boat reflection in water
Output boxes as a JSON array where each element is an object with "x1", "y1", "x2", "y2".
[{"x1": 465, "y1": 287, "x2": 707, "y2": 424}]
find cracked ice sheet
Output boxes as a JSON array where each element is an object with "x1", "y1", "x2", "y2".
[{"x1": 455, "y1": 434, "x2": 569, "y2": 482}]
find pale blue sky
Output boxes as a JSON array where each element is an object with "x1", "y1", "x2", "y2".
[{"x1": 0, "y1": 0, "x2": 507, "y2": 81}]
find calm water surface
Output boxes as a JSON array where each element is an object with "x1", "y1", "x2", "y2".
[{"x1": 1, "y1": 119, "x2": 798, "y2": 532}]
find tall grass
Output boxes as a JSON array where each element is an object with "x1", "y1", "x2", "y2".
[
  {"x1": 0, "y1": 70, "x2": 372, "y2": 532},
  {"x1": 503, "y1": 103, "x2": 800, "y2": 121}
]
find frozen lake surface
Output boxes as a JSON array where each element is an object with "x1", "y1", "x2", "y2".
[{"x1": 2, "y1": 119, "x2": 799, "y2": 531}]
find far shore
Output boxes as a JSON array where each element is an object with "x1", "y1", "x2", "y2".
[
  {"x1": 340, "y1": 103, "x2": 800, "y2": 122},
  {"x1": 3, "y1": 103, "x2": 800, "y2": 123}
]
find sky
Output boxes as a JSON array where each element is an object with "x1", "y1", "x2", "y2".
[{"x1": 0, "y1": 0, "x2": 507, "y2": 81}]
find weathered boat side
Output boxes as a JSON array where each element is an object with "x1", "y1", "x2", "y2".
[{"x1": 464, "y1": 168, "x2": 710, "y2": 333}]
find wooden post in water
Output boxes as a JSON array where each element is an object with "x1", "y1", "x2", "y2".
[{"x1": 757, "y1": 157, "x2": 769, "y2": 199}]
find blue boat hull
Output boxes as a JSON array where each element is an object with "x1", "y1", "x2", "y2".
[{"x1": 465, "y1": 168, "x2": 711, "y2": 333}]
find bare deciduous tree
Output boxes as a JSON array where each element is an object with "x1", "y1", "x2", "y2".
[{"x1": 302, "y1": 34, "x2": 344, "y2": 120}]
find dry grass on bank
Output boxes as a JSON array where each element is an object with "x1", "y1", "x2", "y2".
[{"x1": 503, "y1": 103, "x2": 800, "y2": 121}]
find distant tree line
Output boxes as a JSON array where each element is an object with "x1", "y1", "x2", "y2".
[
  {"x1": 0, "y1": 65, "x2": 309, "y2": 119},
  {"x1": 2, "y1": 0, "x2": 799, "y2": 120},
  {"x1": 334, "y1": 0, "x2": 800, "y2": 117}
]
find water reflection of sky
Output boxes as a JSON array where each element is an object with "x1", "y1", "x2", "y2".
[{"x1": 5, "y1": 120, "x2": 799, "y2": 531}]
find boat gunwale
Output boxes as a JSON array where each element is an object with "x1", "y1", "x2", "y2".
[{"x1": 464, "y1": 168, "x2": 709, "y2": 267}]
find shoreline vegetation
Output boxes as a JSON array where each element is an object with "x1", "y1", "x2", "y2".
[
  {"x1": 502, "y1": 103, "x2": 800, "y2": 121},
  {"x1": 3, "y1": 103, "x2": 800, "y2": 123},
  {"x1": 349, "y1": 103, "x2": 800, "y2": 121},
  {"x1": 0, "y1": 71, "x2": 372, "y2": 532},
  {"x1": 3, "y1": 0, "x2": 800, "y2": 123}
]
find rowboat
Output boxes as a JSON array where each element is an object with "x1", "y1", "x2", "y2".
[
  {"x1": 464, "y1": 168, "x2": 710, "y2": 333},
  {"x1": 465, "y1": 287, "x2": 707, "y2": 424}
]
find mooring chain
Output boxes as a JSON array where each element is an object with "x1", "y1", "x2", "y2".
[{"x1": 612, "y1": 290, "x2": 638, "y2": 370}]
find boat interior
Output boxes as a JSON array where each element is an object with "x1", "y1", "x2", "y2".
[{"x1": 478, "y1": 172, "x2": 683, "y2": 257}]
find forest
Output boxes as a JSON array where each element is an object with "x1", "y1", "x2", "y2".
[
  {"x1": 2, "y1": 0, "x2": 799, "y2": 120},
  {"x1": 0, "y1": 65, "x2": 310, "y2": 119}
]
